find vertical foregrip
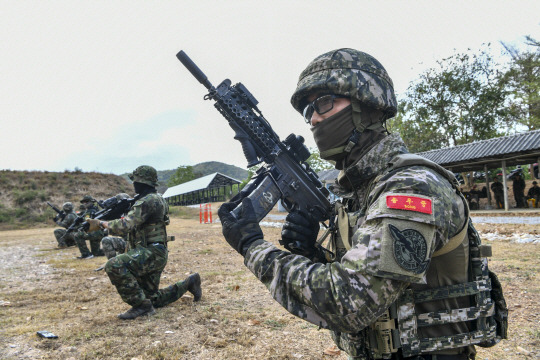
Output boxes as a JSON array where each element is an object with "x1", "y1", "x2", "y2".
[{"x1": 230, "y1": 122, "x2": 260, "y2": 167}]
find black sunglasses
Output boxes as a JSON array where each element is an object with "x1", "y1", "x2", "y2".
[{"x1": 303, "y1": 94, "x2": 347, "y2": 124}]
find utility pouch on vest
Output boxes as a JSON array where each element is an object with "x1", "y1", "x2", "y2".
[
  {"x1": 477, "y1": 270, "x2": 508, "y2": 347},
  {"x1": 368, "y1": 306, "x2": 399, "y2": 358}
]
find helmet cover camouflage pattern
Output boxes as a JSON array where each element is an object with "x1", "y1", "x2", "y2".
[
  {"x1": 62, "y1": 202, "x2": 74, "y2": 212},
  {"x1": 80, "y1": 195, "x2": 95, "y2": 203},
  {"x1": 129, "y1": 165, "x2": 158, "y2": 187},
  {"x1": 291, "y1": 48, "x2": 397, "y2": 118}
]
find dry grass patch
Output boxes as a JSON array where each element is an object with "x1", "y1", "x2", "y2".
[{"x1": 0, "y1": 207, "x2": 538, "y2": 359}]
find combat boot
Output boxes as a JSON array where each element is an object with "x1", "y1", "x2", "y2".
[
  {"x1": 186, "y1": 273, "x2": 202, "y2": 302},
  {"x1": 117, "y1": 299, "x2": 155, "y2": 320}
]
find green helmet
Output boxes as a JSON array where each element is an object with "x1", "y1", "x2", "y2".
[
  {"x1": 62, "y1": 202, "x2": 74, "y2": 212},
  {"x1": 80, "y1": 195, "x2": 95, "y2": 204},
  {"x1": 129, "y1": 165, "x2": 158, "y2": 187},
  {"x1": 291, "y1": 48, "x2": 397, "y2": 119}
]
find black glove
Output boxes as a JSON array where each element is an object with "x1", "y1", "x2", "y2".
[
  {"x1": 218, "y1": 198, "x2": 263, "y2": 256},
  {"x1": 280, "y1": 210, "x2": 320, "y2": 258}
]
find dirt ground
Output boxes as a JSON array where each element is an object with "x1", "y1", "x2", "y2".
[{"x1": 0, "y1": 206, "x2": 538, "y2": 359}]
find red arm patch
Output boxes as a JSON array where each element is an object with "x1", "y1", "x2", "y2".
[{"x1": 386, "y1": 195, "x2": 432, "y2": 214}]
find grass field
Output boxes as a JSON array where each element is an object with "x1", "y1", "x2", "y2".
[{"x1": 0, "y1": 206, "x2": 538, "y2": 359}]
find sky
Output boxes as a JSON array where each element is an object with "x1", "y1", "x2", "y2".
[{"x1": 1, "y1": 1, "x2": 539, "y2": 175}]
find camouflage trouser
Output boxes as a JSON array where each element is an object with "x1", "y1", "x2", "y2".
[
  {"x1": 101, "y1": 236, "x2": 126, "y2": 259},
  {"x1": 74, "y1": 230, "x2": 105, "y2": 257},
  {"x1": 105, "y1": 243, "x2": 189, "y2": 308},
  {"x1": 53, "y1": 228, "x2": 76, "y2": 247}
]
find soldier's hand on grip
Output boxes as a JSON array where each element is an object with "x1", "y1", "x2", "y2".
[
  {"x1": 218, "y1": 198, "x2": 263, "y2": 256},
  {"x1": 280, "y1": 210, "x2": 320, "y2": 258}
]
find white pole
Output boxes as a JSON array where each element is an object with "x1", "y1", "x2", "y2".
[{"x1": 502, "y1": 160, "x2": 509, "y2": 212}]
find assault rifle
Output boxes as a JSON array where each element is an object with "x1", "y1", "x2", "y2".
[
  {"x1": 46, "y1": 202, "x2": 65, "y2": 222},
  {"x1": 177, "y1": 50, "x2": 333, "y2": 253},
  {"x1": 64, "y1": 194, "x2": 141, "y2": 234}
]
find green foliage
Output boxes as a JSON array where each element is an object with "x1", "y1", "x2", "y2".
[
  {"x1": 192, "y1": 161, "x2": 248, "y2": 181},
  {"x1": 396, "y1": 45, "x2": 512, "y2": 152},
  {"x1": 0, "y1": 170, "x2": 133, "y2": 230},
  {"x1": 14, "y1": 190, "x2": 39, "y2": 205},
  {"x1": 167, "y1": 165, "x2": 202, "y2": 187},
  {"x1": 306, "y1": 148, "x2": 334, "y2": 173},
  {"x1": 501, "y1": 36, "x2": 540, "y2": 131}
]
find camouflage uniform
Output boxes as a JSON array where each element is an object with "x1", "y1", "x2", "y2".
[
  {"x1": 101, "y1": 235, "x2": 126, "y2": 259},
  {"x1": 53, "y1": 202, "x2": 77, "y2": 247},
  {"x1": 244, "y1": 134, "x2": 480, "y2": 358},
  {"x1": 222, "y1": 49, "x2": 506, "y2": 359},
  {"x1": 105, "y1": 166, "x2": 193, "y2": 309},
  {"x1": 74, "y1": 199, "x2": 105, "y2": 258}
]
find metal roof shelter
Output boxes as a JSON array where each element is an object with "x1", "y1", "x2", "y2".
[
  {"x1": 163, "y1": 172, "x2": 242, "y2": 206},
  {"x1": 417, "y1": 130, "x2": 540, "y2": 211},
  {"x1": 417, "y1": 130, "x2": 540, "y2": 173}
]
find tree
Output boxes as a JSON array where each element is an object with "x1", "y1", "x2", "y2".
[
  {"x1": 501, "y1": 36, "x2": 540, "y2": 131},
  {"x1": 167, "y1": 165, "x2": 202, "y2": 187},
  {"x1": 396, "y1": 45, "x2": 512, "y2": 152},
  {"x1": 387, "y1": 100, "x2": 448, "y2": 153}
]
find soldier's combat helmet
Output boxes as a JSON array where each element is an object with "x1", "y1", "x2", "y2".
[
  {"x1": 291, "y1": 48, "x2": 397, "y2": 123},
  {"x1": 129, "y1": 165, "x2": 158, "y2": 187},
  {"x1": 80, "y1": 195, "x2": 95, "y2": 203},
  {"x1": 62, "y1": 202, "x2": 74, "y2": 212}
]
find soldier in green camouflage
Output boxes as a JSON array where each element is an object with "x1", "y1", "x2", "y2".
[
  {"x1": 73, "y1": 195, "x2": 105, "y2": 259},
  {"x1": 219, "y1": 49, "x2": 506, "y2": 360},
  {"x1": 87, "y1": 165, "x2": 202, "y2": 320},
  {"x1": 53, "y1": 202, "x2": 77, "y2": 248}
]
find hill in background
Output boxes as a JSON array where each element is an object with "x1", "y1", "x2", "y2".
[
  {"x1": 0, "y1": 170, "x2": 132, "y2": 230},
  {"x1": 121, "y1": 161, "x2": 249, "y2": 193},
  {"x1": 0, "y1": 162, "x2": 248, "y2": 230}
]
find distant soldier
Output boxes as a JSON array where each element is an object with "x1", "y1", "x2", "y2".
[
  {"x1": 73, "y1": 195, "x2": 105, "y2": 259},
  {"x1": 87, "y1": 165, "x2": 202, "y2": 320},
  {"x1": 527, "y1": 181, "x2": 540, "y2": 208},
  {"x1": 53, "y1": 202, "x2": 77, "y2": 248},
  {"x1": 491, "y1": 177, "x2": 505, "y2": 209},
  {"x1": 77, "y1": 203, "x2": 86, "y2": 215},
  {"x1": 512, "y1": 174, "x2": 526, "y2": 208}
]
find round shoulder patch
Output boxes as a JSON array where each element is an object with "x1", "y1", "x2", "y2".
[{"x1": 389, "y1": 224, "x2": 429, "y2": 274}]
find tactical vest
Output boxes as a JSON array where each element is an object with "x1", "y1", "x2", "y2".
[
  {"x1": 329, "y1": 154, "x2": 508, "y2": 359},
  {"x1": 128, "y1": 195, "x2": 170, "y2": 249}
]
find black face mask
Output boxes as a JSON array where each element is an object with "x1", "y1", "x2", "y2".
[
  {"x1": 310, "y1": 105, "x2": 355, "y2": 162},
  {"x1": 133, "y1": 182, "x2": 156, "y2": 197}
]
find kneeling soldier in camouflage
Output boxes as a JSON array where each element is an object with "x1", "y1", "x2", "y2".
[
  {"x1": 88, "y1": 165, "x2": 202, "y2": 320},
  {"x1": 53, "y1": 202, "x2": 77, "y2": 248}
]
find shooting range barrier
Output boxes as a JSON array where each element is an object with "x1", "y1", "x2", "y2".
[{"x1": 199, "y1": 203, "x2": 213, "y2": 224}]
